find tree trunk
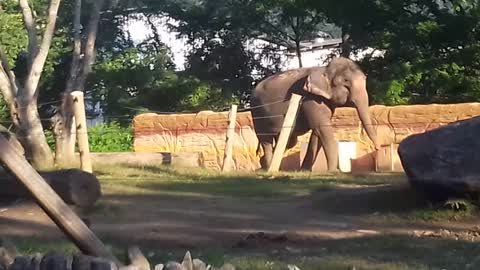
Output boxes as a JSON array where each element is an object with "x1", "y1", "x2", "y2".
[
  {"x1": 340, "y1": 33, "x2": 352, "y2": 58},
  {"x1": 17, "y1": 99, "x2": 54, "y2": 169},
  {"x1": 295, "y1": 40, "x2": 303, "y2": 68},
  {"x1": 54, "y1": 0, "x2": 104, "y2": 165},
  {"x1": 0, "y1": 0, "x2": 60, "y2": 169},
  {"x1": 53, "y1": 94, "x2": 77, "y2": 167}
]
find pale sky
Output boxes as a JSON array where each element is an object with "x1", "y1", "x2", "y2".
[{"x1": 124, "y1": 14, "x2": 190, "y2": 70}]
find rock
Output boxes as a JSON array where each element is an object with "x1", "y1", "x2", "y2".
[
  {"x1": 0, "y1": 238, "x2": 18, "y2": 269},
  {"x1": 214, "y1": 264, "x2": 235, "y2": 270},
  {"x1": 40, "y1": 254, "x2": 71, "y2": 270},
  {"x1": 9, "y1": 256, "x2": 30, "y2": 270},
  {"x1": 154, "y1": 264, "x2": 165, "y2": 270},
  {"x1": 398, "y1": 116, "x2": 480, "y2": 201},
  {"x1": 127, "y1": 246, "x2": 150, "y2": 270},
  {"x1": 90, "y1": 257, "x2": 117, "y2": 270},
  {"x1": 181, "y1": 251, "x2": 192, "y2": 270},
  {"x1": 164, "y1": 262, "x2": 186, "y2": 270},
  {"x1": 192, "y1": 259, "x2": 207, "y2": 270}
]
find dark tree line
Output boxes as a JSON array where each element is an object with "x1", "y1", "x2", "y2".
[{"x1": 1, "y1": 0, "x2": 480, "y2": 166}]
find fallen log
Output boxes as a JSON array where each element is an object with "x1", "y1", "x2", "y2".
[
  {"x1": 0, "y1": 169, "x2": 101, "y2": 208},
  {"x1": 82, "y1": 152, "x2": 204, "y2": 168}
]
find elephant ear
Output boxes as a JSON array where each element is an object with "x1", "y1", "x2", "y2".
[{"x1": 303, "y1": 74, "x2": 332, "y2": 99}]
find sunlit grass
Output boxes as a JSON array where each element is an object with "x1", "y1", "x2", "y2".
[
  {"x1": 4, "y1": 165, "x2": 480, "y2": 270},
  {"x1": 93, "y1": 164, "x2": 393, "y2": 199}
]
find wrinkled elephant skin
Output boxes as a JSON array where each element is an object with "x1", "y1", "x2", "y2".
[{"x1": 251, "y1": 57, "x2": 379, "y2": 172}]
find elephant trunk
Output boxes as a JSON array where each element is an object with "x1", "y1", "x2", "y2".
[{"x1": 351, "y1": 89, "x2": 379, "y2": 150}]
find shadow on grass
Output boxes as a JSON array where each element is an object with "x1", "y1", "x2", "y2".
[
  {"x1": 93, "y1": 164, "x2": 478, "y2": 220},
  {"x1": 97, "y1": 164, "x2": 402, "y2": 199},
  {"x1": 4, "y1": 232, "x2": 480, "y2": 270},
  {"x1": 311, "y1": 183, "x2": 430, "y2": 215}
]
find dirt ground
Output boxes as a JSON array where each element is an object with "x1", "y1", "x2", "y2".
[{"x1": 1, "y1": 176, "x2": 480, "y2": 255}]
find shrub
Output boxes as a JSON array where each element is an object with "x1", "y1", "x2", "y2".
[{"x1": 88, "y1": 122, "x2": 133, "y2": 152}]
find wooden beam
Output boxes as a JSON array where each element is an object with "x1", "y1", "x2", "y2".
[
  {"x1": 268, "y1": 94, "x2": 302, "y2": 173},
  {"x1": 71, "y1": 91, "x2": 93, "y2": 173},
  {"x1": 222, "y1": 105, "x2": 238, "y2": 172},
  {"x1": 0, "y1": 134, "x2": 121, "y2": 266}
]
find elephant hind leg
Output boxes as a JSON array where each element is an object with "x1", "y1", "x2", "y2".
[
  {"x1": 287, "y1": 136, "x2": 298, "y2": 149},
  {"x1": 301, "y1": 134, "x2": 321, "y2": 171},
  {"x1": 258, "y1": 135, "x2": 275, "y2": 170}
]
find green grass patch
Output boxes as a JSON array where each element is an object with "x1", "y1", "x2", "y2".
[
  {"x1": 9, "y1": 234, "x2": 480, "y2": 270},
  {"x1": 94, "y1": 164, "x2": 392, "y2": 199}
]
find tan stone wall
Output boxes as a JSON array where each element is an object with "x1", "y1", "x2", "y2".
[{"x1": 133, "y1": 103, "x2": 480, "y2": 171}]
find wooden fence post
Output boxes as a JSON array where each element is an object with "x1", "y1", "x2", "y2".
[
  {"x1": 222, "y1": 105, "x2": 238, "y2": 172},
  {"x1": 71, "y1": 91, "x2": 92, "y2": 173},
  {"x1": 0, "y1": 134, "x2": 121, "y2": 266},
  {"x1": 268, "y1": 94, "x2": 302, "y2": 173}
]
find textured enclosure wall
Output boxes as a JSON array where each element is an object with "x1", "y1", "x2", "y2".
[{"x1": 133, "y1": 103, "x2": 480, "y2": 171}]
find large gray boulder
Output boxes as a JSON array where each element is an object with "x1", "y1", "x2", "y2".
[{"x1": 398, "y1": 116, "x2": 480, "y2": 201}]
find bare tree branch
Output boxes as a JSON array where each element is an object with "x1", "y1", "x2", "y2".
[
  {"x1": 261, "y1": 19, "x2": 297, "y2": 47},
  {"x1": 19, "y1": 0, "x2": 39, "y2": 65},
  {"x1": 0, "y1": 47, "x2": 19, "y2": 96},
  {"x1": 0, "y1": 64, "x2": 16, "y2": 106},
  {"x1": 145, "y1": 13, "x2": 163, "y2": 53},
  {"x1": 20, "y1": 0, "x2": 61, "y2": 101},
  {"x1": 65, "y1": 0, "x2": 83, "y2": 93},
  {"x1": 75, "y1": 0, "x2": 105, "y2": 92}
]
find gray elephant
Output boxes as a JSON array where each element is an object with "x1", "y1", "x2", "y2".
[{"x1": 251, "y1": 57, "x2": 380, "y2": 172}]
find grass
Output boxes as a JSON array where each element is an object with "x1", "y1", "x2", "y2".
[
  {"x1": 3, "y1": 164, "x2": 480, "y2": 270},
  {"x1": 94, "y1": 164, "x2": 392, "y2": 199},
  {"x1": 94, "y1": 164, "x2": 480, "y2": 222},
  {"x1": 8, "y1": 234, "x2": 480, "y2": 270}
]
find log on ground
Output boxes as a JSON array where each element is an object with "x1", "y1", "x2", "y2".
[
  {"x1": 0, "y1": 168, "x2": 101, "y2": 208},
  {"x1": 86, "y1": 152, "x2": 204, "y2": 168}
]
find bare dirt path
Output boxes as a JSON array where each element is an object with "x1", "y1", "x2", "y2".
[{"x1": 1, "y1": 181, "x2": 479, "y2": 252}]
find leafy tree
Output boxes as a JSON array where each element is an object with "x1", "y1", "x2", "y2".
[
  {"x1": 0, "y1": 0, "x2": 111, "y2": 168},
  {"x1": 0, "y1": 0, "x2": 62, "y2": 168},
  {"x1": 123, "y1": 0, "x2": 285, "y2": 106},
  {"x1": 254, "y1": 0, "x2": 337, "y2": 67},
  {"x1": 90, "y1": 47, "x2": 238, "y2": 120},
  {"x1": 311, "y1": 0, "x2": 480, "y2": 105}
]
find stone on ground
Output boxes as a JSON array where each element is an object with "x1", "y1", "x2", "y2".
[{"x1": 398, "y1": 116, "x2": 480, "y2": 201}]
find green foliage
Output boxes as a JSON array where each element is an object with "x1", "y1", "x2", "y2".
[
  {"x1": 0, "y1": 95, "x2": 10, "y2": 123},
  {"x1": 88, "y1": 122, "x2": 133, "y2": 152},
  {"x1": 44, "y1": 129, "x2": 56, "y2": 152},
  {"x1": 0, "y1": 12, "x2": 27, "y2": 67},
  {"x1": 90, "y1": 47, "x2": 239, "y2": 117},
  {"x1": 311, "y1": 0, "x2": 480, "y2": 105},
  {"x1": 444, "y1": 198, "x2": 475, "y2": 212}
]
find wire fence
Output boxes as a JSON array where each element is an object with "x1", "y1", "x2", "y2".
[{"x1": 0, "y1": 95, "x2": 466, "y2": 140}]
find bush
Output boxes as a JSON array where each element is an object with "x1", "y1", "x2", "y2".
[{"x1": 88, "y1": 122, "x2": 133, "y2": 152}]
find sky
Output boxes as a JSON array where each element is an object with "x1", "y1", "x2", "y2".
[{"x1": 123, "y1": 14, "x2": 190, "y2": 70}]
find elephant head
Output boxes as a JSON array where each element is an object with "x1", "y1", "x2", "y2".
[{"x1": 303, "y1": 57, "x2": 380, "y2": 149}]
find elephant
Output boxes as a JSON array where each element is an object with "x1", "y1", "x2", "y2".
[{"x1": 251, "y1": 57, "x2": 380, "y2": 172}]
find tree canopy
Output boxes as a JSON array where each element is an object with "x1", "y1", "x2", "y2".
[
  {"x1": 309, "y1": 0, "x2": 480, "y2": 105},
  {"x1": 2, "y1": 0, "x2": 480, "y2": 123}
]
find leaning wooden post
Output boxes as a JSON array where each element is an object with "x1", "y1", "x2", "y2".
[
  {"x1": 222, "y1": 105, "x2": 238, "y2": 172},
  {"x1": 268, "y1": 94, "x2": 302, "y2": 173},
  {"x1": 0, "y1": 134, "x2": 121, "y2": 266},
  {"x1": 71, "y1": 91, "x2": 93, "y2": 173}
]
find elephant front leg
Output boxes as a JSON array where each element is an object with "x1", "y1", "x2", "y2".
[
  {"x1": 301, "y1": 134, "x2": 321, "y2": 171},
  {"x1": 313, "y1": 124, "x2": 338, "y2": 172}
]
